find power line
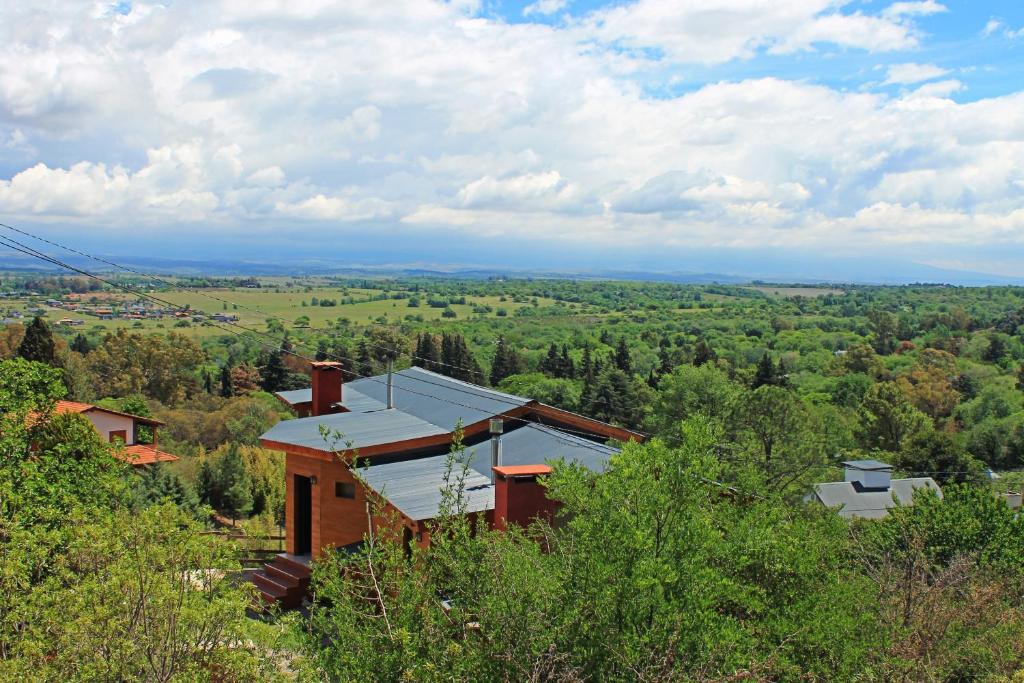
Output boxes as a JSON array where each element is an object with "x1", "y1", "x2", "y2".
[
  {"x1": 0, "y1": 221, "x2": 633, "y2": 413},
  {"x1": 0, "y1": 229, "x2": 632, "y2": 446}
]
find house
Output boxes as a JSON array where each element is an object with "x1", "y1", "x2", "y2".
[
  {"x1": 53, "y1": 400, "x2": 178, "y2": 466},
  {"x1": 809, "y1": 460, "x2": 941, "y2": 520},
  {"x1": 254, "y1": 361, "x2": 641, "y2": 608}
]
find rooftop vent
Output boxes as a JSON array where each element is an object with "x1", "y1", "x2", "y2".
[{"x1": 843, "y1": 459, "x2": 892, "y2": 492}]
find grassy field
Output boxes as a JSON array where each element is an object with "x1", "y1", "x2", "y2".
[
  {"x1": 745, "y1": 286, "x2": 845, "y2": 298},
  {"x1": 4, "y1": 287, "x2": 566, "y2": 341}
]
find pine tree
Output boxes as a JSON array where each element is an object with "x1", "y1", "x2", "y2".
[
  {"x1": 775, "y1": 357, "x2": 790, "y2": 388},
  {"x1": 693, "y1": 339, "x2": 716, "y2": 367},
  {"x1": 197, "y1": 459, "x2": 218, "y2": 508},
  {"x1": 218, "y1": 445, "x2": 253, "y2": 525},
  {"x1": 260, "y1": 349, "x2": 289, "y2": 392},
  {"x1": 490, "y1": 336, "x2": 523, "y2": 386},
  {"x1": 220, "y1": 365, "x2": 234, "y2": 398},
  {"x1": 17, "y1": 316, "x2": 56, "y2": 365},
  {"x1": 356, "y1": 340, "x2": 374, "y2": 377},
  {"x1": 752, "y1": 353, "x2": 776, "y2": 389},
  {"x1": 315, "y1": 340, "x2": 330, "y2": 361},
  {"x1": 613, "y1": 338, "x2": 632, "y2": 374},
  {"x1": 560, "y1": 344, "x2": 575, "y2": 379},
  {"x1": 203, "y1": 370, "x2": 214, "y2": 394},
  {"x1": 541, "y1": 343, "x2": 560, "y2": 377},
  {"x1": 70, "y1": 333, "x2": 92, "y2": 355},
  {"x1": 415, "y1": 333, "x2": 441, "y2": 372}
]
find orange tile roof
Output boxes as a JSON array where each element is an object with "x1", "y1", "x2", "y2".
[
  {"x1": 492, "y1": 464, "x2": 553, "y2": 477},
  {"x1": 117, "y1": 444, "x2": 179, "y2": 466},
  {"x1": 54, "y1": 400, "x2": 94, "y2": 414},
  {"x1": 52, "y1": 400, "x2": 164, "y2": 426}
]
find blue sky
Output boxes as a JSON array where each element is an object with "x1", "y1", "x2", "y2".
[{"x1": 1, "y1": 1, "x2": 1024, "y2": 283}]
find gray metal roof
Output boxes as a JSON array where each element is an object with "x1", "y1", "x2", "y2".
[
  {"x1": 275, "y1": 388, "x2": 312, "y2": 405},
  {"x1": 812, "y1": 477, "x2": 941, "y2": 519},
  {"x1": 464, "y1": 423, "x2": 617, "y2": 477},
  {"x1": 841, "y1": 459, "x2": 893, "y2": 471},
  {"x1": 261, "y1": 408, "x2": 447, "y2": 452},
  {"x1": 345, "y1": 367, "x2": 531, "y2": 430},
  {"x1": 356, "y1": 454, "x2": 495, "y2": 522},
  {"x1": 338, "y1": 385, "x2": 388, "y2": 413}
]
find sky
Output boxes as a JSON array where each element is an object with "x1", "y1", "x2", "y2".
[{"x1": 1, "y1": 0, "x2": 1024, "y2": 282}]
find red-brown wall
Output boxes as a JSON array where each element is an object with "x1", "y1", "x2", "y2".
[
  {"x1": 285, "y1": 451, "x2": 371, "y2": 558},
  {"x1": 491, "y1": 465, "x2": 557, "y2": 532}
]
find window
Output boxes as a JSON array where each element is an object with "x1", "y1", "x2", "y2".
[
  {"x1": 335, "y1": 482, "x2": 356, "y2": 499},
  {"x1": 108, "y1": 430, "x2": 128, "y2": 444}
]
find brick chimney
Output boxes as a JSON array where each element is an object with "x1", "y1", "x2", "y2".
[
  {"x1": 491, "y1": 464, "x2": 555, "y2": 532},
  {"x1": 311, "y1": 361, "x2": 343, "y2": 416}
]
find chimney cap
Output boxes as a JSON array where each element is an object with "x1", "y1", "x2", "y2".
[
  {"x1": 311, "y1": 361, "x2": 343, "y2": 369},
  {"x1": 489, "y1": 418, "x2": 504, "y2": 435},
  {"x1": 493, "y1": 464, "x2": 551, "y2": 478},
  {"x1": 841, "y1": 459, "x2": 892, "y2": 472}
]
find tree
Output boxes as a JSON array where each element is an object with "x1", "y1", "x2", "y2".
[
  {"x1": 69, "y1": 333, "x2": 92, "y2": 355},
  {"x1": 867, "y1": 309, "x2": 899, "y2": 355},
  {"x1": 259, "y1": 347, "x2": 290, "y2": 392},
  {"x1": 217, "y1": 445, "x2": 253, "y2": 524},
  {"x1": 613, "y1": 337, "x2": 632, "y2": 374},
  {"x1": 540, "y1": 343, "x2": 561, "y2": 377},
  {"x1": 983, "y1": 334, "x2": 1008, "y2": 363},
  {"x1": 752, "y1": 352, "x2": 776, "y2": 389},
  {"x1": 17, "y1": 316, "x2": 56, "y2": 366},
  {"x1": 650, "y1": 364, "x2": 739, "y2": 440},
  {"x1": 692, "y1": 339, "x2": 716, "y2": 367},
  {"x1": 489, "y1": 336, "x2": 524, "y2": 386},
  {"x1": 860, "y1": 381, "x2": 931, "y2": 453},
  {"x1": 220, "y1": 364, "x2": 234, "y2": 397}
]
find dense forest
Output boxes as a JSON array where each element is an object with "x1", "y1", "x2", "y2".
[{"x1": 2, "y1": 274, "x2": 1024, "y2": 680}]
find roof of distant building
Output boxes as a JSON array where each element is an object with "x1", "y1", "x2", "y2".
[
  {"x1": 841, "y1": 459, "x2": 894, "y2": 471},
  {"x1": 811, "y1": 477, "x2": 941, "y2": 520}
]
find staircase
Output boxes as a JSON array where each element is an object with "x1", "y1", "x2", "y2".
[{"x1": 251, "y1": 553, "x2": 311, "y2": 610}]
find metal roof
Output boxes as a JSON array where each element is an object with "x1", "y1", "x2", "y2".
[
  {"x1": 261, "y1": 408, "x2": 447, "y2": 452},
  {"x1": 841, "y1": 459, "x2": 893, "y2": 471},
  {"x1": 464, "y1": 423, "x2": 617, "y2": 478},
  {"x1": 275, "y1": 388, "x2": 311, "y2": 405},
  {"x1": 355, "y1": 423, "x2": 618, "y2": 522},
  {"x1": 336, "y1": 385, "x2": 388, "y2": 413},
  {"x1": 812, "y1": 477, "x2": 941, "y2": 519},
  {"x1": 345, "y1": 367, "x2": 531, "y2": 429},
  {"x1": 356, "y1": 454, "x2": 495, "y2": 522}
]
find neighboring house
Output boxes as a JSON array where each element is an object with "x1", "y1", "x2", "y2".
[
  {"x1": 809, "y1": 460, "x2": 941, "y2": 520},
  {"x1": 255, "y1": 362, "x2": 642, "y2": 608},
  {"x1": 53, "y1": 400, "x2": 178, "y2": 466}
]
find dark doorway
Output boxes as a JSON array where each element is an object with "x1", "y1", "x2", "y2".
[{"x1": 294, "y1": 475, "x2": 312, "y2": 556}]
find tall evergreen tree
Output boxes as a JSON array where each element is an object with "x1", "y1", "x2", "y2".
[
  {"x1": 17, "y1": 316, "x2": 56, "y2": 365},
  {"x1": 70, "y1": 333, "x2": 92, "y2": 355},
  {"x1": 202, "y1": 369, "x2": 214, "y2": 394},
  {"x1": 220, "y1": 364, "x2": 234, "y2": 398},
  {"x1": 260, "y1": 348, "x2": 289, "y2": 392},
  {"x1": 693, "y1": 339, "x2": 716, "y2": 367},
  {"x1": 356, "y1": 340, "x2": 374, "y2": 377},
  {"x1": 540, "y1": 343, "x2": 561, "y2": 377},
  {"x1": 217, "y1": 445, "x2": 253, "y2": 525},
  {"x1": 560, "y1": 344, "x2": 575, "y2": 380},
  {"x1": 490, "y1": 336, "x2": 523, "y2": 386},
  {"x1": 613, "y1": 338, "x2": 632, "y2": 374},
  {"x1": 752, "y1": 353, "x2": 776, "y2": 389}
]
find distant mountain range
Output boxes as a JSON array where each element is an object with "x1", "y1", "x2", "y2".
[{"x1": 2, "y1": 251, "x2": 1021, "y2": 287}]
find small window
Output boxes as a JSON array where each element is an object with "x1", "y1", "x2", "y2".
[
  {"x1": 109, "y1": 430, "x2": 128, "y2": 444},
  {"x1": 335, "y1": 482, "x2": 356, "y2": 499}
]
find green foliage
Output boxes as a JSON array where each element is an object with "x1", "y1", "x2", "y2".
[{"x1": 16, "y1": 316, "x2": 56, "y2": 366}]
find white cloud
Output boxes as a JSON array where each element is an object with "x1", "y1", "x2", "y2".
[
  {"x1": 983, "y1": 19, "x2": 1003, "y2": 36},
  {"x1": 882, "y1": 1, "x2": 947, "y2": 19},
  {"x1": 883, "y1": 62, "x2": 948, "y2": 85},
  {"x1": 582, "y1": 0, "x2": 926, "y2": 65},
  {"x1": 0, "y1": 0, "x2": 1022, "y2": 259},
  {"x1": 523, "y1": 0, "x2": 567, "y2": 18}
]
